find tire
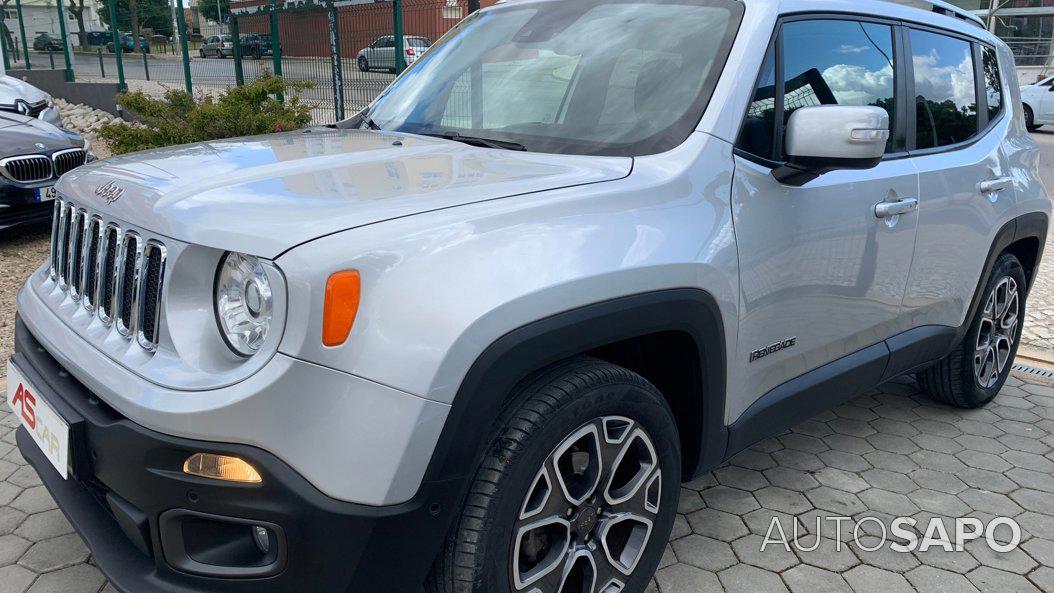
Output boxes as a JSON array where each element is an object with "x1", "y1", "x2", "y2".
[
  {"x1": 1025, "y1": 105, "x2": 1041, "y2": 132},
  {"x1": 358, "y1": 56, "x2": 369, "y2": 72},
  {"x1": 199, "y1": 49, "x2": 205, "y2": 58},
  {"x1": 917, "y1": 252, "x2": 1027, "y2": 408},
  {"x1": 426, "y1": 358, "x2": 681, "y2": 593}
]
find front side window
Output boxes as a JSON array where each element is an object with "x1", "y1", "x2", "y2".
[
  {"x1": 736, "y1": 19, "x2": 897, "y2": 160},
  {"x1": 363, "y1": 0, "x2": 743, "y2": 156},
  {"x1": 910, "y1": 29, "x2": 977, "y2": 149},
  {"x1": 982, "y1": 45, "x2": 1003, "y2": 123}
]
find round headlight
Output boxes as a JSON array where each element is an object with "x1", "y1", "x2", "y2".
[{"x1": 215, "y1": 252, "x2": 273, "y2": 356}]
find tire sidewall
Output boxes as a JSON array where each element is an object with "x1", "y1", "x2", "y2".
[
  {"x1": 958, "y1": 254, "x2": 1027, "y2": 406},
  {"x1": 471, "y1": 379, "x2": 681, "y2": 593}
]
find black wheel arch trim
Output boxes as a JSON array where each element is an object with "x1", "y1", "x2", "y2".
[{"x1": 422, "y1": 288, "x2": 729, "y2": 489}]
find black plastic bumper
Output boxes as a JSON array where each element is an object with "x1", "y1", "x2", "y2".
[{"x1": 12, "y1": 316, "x2": 462, "y2": 593}]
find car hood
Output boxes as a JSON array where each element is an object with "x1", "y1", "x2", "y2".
[
  {"x1": 0, "y1": 113, "x2": 79, "y2": 156},
  {"x1": 58, "y1": 128, "x2": 632, "y2": 258},
  {"x1": 0, "y1": 75, "x2": 50, "y2": 106}
]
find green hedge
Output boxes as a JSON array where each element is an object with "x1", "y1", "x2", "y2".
[{"x1": 99, "y1": 74, "x2": 315, "y2": 155}]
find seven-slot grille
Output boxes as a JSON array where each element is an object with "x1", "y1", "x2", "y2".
[{"x1": 49, "y1": 198, "x2": 167, "y2": 351}]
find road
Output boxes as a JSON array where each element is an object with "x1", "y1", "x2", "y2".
[{"x1": 16, "y1": 50, "x2": 396, "y2": 119}]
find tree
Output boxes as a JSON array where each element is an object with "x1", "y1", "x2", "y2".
[
  {"x1": 98, "y1": 0, "x2": 172, "y2": 38},
  {"x1": 63, "y1": 0, "x2": 96, "y2": 48},
  {"x1": 199, "y1": 0, "x2": 230, "y2": 26}
]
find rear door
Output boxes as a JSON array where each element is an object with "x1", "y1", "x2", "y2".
[
  {"x1": 729, "y1": 17, "x2": 920, "y2": 417},
  {"x1": 903, "y1": 28, "x2": 1017, "y2": 331}
]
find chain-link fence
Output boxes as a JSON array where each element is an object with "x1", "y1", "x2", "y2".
[{"x1": 1, "y1": 0, "x2": 483, "y2": 124}]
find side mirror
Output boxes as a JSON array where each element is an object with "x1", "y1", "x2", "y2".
[{"x1": 772, "y1": 105, "x2": 890, "y2": 186}]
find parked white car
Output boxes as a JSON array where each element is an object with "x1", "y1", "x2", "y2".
[
  {"x1": 357, "y1": 35, "x2": 431, "y2": 72},
  {"x1": 0, "y1": 75, "x2": 61, "y2": 128},
  {"x1": 1021, "y1": 74, "x2": 1054, "y2": 131},
  {"x1": 6, "y1": 1, "x2": 1050, "y2": 593}
]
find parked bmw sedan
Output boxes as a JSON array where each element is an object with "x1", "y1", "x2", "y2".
[
  {"x1": 0, "y1": 112, "x2": 92, "y2": 231},
  {"x1": 0, "y1": 75, "x2": 61, "y2": 128}
]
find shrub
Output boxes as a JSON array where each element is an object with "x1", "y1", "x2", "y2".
[{"x1": 98, "y1": 74, "x2": 315, "y2": 154}]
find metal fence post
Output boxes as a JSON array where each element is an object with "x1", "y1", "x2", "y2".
[
  {"x1": 175, "y1": 0, "x2": 192, "y2": 94},
  {"x1": 98, "y1": 48, "x2": 105, "y2": 77},
  {"x1": 327, "y1": 1, "x2": 344, "y2": 120},
  {"x1": 2, "y1": 34, "x2": 9, "y2": 71},
  {"x1": 55, "y1": 0, "x2": 74, "y2": 81},
  {"x1": 15, "y1": 0, "x2": 30, "y2": 69},
  {"x1": 142, "y1": 47, "x2": 150, "y2": 80},
  {"x1": 231, "y1": 14, "x2": 244, "y2": 86},
  {"x1": 393, "y1": 0, "x2": 405, "y2": 74},
  {"x1": 269, "y1": 0, "x2": 283, "y2": 102},
  {"x1": 48, "y1": 48, "x2": 54, "y2": 69},
  {"x1": 106, "y1": 0, "x2": 125, "y2": 90}
]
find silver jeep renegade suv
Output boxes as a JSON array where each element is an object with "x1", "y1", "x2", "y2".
[{"x1": 6, "y1": 0, "x2": 1050, "y2": 592}]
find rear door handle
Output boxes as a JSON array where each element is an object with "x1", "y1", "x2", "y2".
[
  {"x1": 979, "y1": 177, "x2": 1013, "y2": 194},
  {"x1": 875, "y1": 197, "x2": 919, "y2": 218}
]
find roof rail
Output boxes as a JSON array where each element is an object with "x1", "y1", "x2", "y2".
[{"x1": 887, "y1": 0, "x2": 987, "y2": 28}]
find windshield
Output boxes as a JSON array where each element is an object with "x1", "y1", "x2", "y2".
[{"x1": 362, "y1": 0, "x2": 742, "y2": 156}]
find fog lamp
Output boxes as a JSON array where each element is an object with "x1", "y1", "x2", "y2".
[{"x1": 183, "y1": 453, "x2": 262, "y2": 483}]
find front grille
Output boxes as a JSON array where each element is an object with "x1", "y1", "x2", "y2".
[
  {"x1": 67, "y1": 210, "x2": 86, "y2": 300},
  {"x1": 99, "y1": 225, "x2": 120, "y2": 323},
  {"x1": 137, "y1": 242, "x2": 166, "y2": 350},
  {"x1": 26, "y1": 101, "x2": 47, "y2": 118},
  {"x1": 83, "y1": 217, "x2": 103, "y2": 311},
  {"x1": 53, "y1": 149, "x2": 87, "y2": 177},
  {"x1": 2, "y1": 155, "x2": 53, "y2": 183},
  {"x1": 116, "y1": 233, "x2": 143, "y2": 337},
  {"x1": 48, "y1": 198, "x2": 165, "y2": 352}
]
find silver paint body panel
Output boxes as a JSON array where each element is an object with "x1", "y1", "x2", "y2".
[{"x1": 14, "y1": 0, "x2": 1051, "y2": 505}]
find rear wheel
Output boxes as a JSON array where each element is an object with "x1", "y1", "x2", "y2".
[
  {"x1": 358, "y1": 56, "x2": 369, "y2": 71},
  {"x1": 917, "y1": 253, "x2": 1026, "y2": 408},
  {"x1": 1025, "y1": 104, "x2": 1042, "y2": 132},
  {"x1": 426, "y1": 358, "x2": 680, "y2": 593}
]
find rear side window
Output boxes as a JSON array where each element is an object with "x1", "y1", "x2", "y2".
[
  {"x1": 736, "y1": 19, "x2": 897, "y2": 160},
  {"x1": 909, "y1": 29, "x2": 977, "y2": 149},
  {"x1": 982, "y1": 45, "x2": 1003, "y2": 123}
]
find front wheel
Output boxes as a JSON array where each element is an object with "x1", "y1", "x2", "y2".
[
  {"x1": 1025, "y1": 104, "x2": 1042, "y2": 132},
  {"x1": 917, "y1": 252, "x2": 1027, "y2": 408},
  {"x1": 426, "y1": 358, "x2": 680, "y2": 593}
]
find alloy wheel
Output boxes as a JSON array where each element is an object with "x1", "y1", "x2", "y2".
[
  {"x1": 974, "y1": 276, "x2": 1020, "y2": 389},
  {"x1": 511, "y1": 417, "x2": 662, "y2": 593}
]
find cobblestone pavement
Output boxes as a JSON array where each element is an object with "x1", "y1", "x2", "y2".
[
  {"x1": 1020, "y1": 130, "x2": 1054, "y2": 353},
  {"x1": 2, "y1": 373, "x2": 1054, "y2": 592}
]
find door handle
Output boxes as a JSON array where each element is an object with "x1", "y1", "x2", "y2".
[
  {"x1": 979, "y1": 177, "x2": 1013, "y2": 194},
  {"x1": 875, "y1": 197, "x2": 919, "y2": 218}
]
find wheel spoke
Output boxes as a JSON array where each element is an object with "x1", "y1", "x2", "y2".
[
  {"x1": 598, "y1": 513, "x2": 654, "y2": 576},
  {"x1": 556, "y1": 548, "x2": 598, "y2": 593},
  {"x1": 513, "y1": 517, "x2": 572, "y2": 591},
  {"x1": 553, "y1": 423, "x2": 604, "y2": 507},
  {"x1": 603, "y1": 428, "x2": 659, "y2": 507}
]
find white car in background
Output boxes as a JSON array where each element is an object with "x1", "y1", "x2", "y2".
[
  {"x1": 357, "y1": 35, "x2": 432, "y2": 72},
  {"x1": 1020, "y1": 74, "x2": 1054, "y2": 131},
  {"x1": 0, "y1": 75, "x2": 61, "y2": 128}
]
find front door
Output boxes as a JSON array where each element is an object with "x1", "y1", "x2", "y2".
[{"x1": 728, "y1": 18, "x2": 920, "y2": 421}]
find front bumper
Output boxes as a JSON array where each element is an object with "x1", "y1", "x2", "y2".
[
  {"x1": 0, "y1": 184, "x2": 52, "y2": 231},
  {"x1": 12, "y1": 316, "x2": 462, "y2": 593}
]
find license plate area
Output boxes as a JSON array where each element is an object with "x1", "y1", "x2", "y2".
[
  {"x1": 35, "y1": 186, "x2": 57, "y2": 203},
  {"x1": 7, "y1": 360, "x2": 71, "y2": 479}
]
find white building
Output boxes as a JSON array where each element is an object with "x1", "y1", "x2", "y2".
[{"x1": 2, "y1": 0, "x2": 104, "y2": 42}]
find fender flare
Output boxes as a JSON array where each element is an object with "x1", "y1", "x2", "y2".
[
  {"x1": 420, "y1": 288, "x2": 729, "y2": 488},
  {"x1": 955, "y1": 211, "x2": 1048, "y2": 345}
]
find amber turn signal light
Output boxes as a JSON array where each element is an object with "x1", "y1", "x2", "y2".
[
  {"x1": 183, "y1": 453, "x2": 262, "y2": 483},
  {"x1": 323, "y1": 270, "x2": 361, "y2": 347}
]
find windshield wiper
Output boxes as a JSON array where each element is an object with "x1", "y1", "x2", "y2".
[{"x1": 421, "y1": 131, "x2": 527, "y2": 152}]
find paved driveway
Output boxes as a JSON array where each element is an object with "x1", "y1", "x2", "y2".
[{"x1": 1, "y1": 372, "x2": 1053, "y2": 593}]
